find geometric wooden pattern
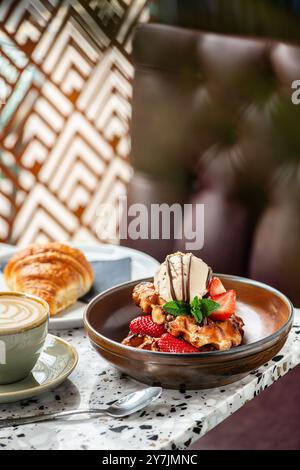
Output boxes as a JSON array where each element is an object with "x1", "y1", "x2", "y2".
[{"x1": 0, "y1": 0, "x2": 149, "y2": 244}]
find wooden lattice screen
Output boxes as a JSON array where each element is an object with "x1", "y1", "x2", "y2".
[{"x1": 0, "y1": 0, "x2": 148, "y2": 245}]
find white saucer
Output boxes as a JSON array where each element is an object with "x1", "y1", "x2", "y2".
[{"x1": 0, "y1": 334, "x2": 78, "y2": 404}]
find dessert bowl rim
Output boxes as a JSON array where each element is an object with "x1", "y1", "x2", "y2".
[{"x1": 84, "y1": 274, "x2": 294, "y2": 359}]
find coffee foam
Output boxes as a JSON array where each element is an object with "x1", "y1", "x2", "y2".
[{"x1": 0, "y1": 294, "x2": 48, "y2": 334}]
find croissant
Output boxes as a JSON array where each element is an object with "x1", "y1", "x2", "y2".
[{"x1": 4, "y1": 243, "x2": 94, "y2": 316}]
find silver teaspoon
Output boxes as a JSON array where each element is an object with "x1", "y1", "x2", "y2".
[{"x1": 0, "y1": 387, "x2": 162, "y2": 428}]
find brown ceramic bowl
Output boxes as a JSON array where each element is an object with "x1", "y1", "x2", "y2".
[{"x1": 84, "y1": 275, "x2": 294, "y2": 389}]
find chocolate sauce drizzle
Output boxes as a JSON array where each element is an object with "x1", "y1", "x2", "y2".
[
  {"x1": 186, "y1": 253, "x2": 192, "y2": 302},
  {"x1": 180, "y1": 254, "x2": 185, "y2": 301},
  {"x1": 166, "y1": 255, "x2": 177, "y2": 300},
  {"x1": 166, "y1": 253, "x2": 193, "y2": 302},
  {"x1": 206, "y1": 267, "x2": 213, "y2": 287}
]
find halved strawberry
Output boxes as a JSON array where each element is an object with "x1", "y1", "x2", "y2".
[
  {"x1": 158, "y1": 333, "x2": 199, "y2": 353},
  {"x1": 129, "y1": 315, "x2": 165, "y2": 337},
  {"x1": 209, "y1": 290, "x2": 236, "y2": 321},
  {"x1": 208, "y1": 276, "x2": 226, "y2": 297}
]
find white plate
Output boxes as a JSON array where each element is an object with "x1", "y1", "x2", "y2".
[{"x1": 0, "y1": 243, "x2": 159, "y2": 330}]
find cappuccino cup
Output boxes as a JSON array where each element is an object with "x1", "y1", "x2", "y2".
[{"x1": 0, "y1": 292, "x2": 49, "y2": 384}]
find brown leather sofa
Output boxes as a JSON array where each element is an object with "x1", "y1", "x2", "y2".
[{"x1": 124, "y1": 22, "x2": 300, "y2": 306}]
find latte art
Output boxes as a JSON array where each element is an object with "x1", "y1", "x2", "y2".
[{"x1": 0, "y1": 294, "x2": 48, "y2": 334}]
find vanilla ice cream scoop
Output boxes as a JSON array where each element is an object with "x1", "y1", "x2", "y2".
[{"x1": 154, "y1": 252, "x2": 212, "y2": 302}]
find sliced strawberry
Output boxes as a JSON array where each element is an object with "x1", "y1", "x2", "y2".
[
  {"x1": 158, "y1": 333, "x2": 199, "y2": 353},
  {"x1": 129, "y1": 315, "x2": 165, "y2": 337},
  {"x1": 209, "y1": 290, "x2": 236, "y2": 321},
  {"x1": 208, "y1": 276, "x2": 226, "y2": 297}
]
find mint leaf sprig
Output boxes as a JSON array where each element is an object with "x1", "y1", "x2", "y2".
[{"x1": 163, "y1": 296, "x2": 220, "y2": 324}]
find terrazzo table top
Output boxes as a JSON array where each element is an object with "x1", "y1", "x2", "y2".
[{"x1": 0, "y1": 310, "x2": 300, "y2": 450}]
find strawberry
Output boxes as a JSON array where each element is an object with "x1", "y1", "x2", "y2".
[
  {"x1": 129, "y1": 315, "x2": 165, "y2": 337},
  {"x1": 208, "y1": 276, "x2": 226, "y2": 297},
  {"x1": 158, "y1": 333, "x2": 199, "y2": 353},
  {"x1": 209, "y1": 290, "x2": 236, "y2": 321}
]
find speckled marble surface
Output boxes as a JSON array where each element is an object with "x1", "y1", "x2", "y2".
[{"x1": 0, "y1": 310, "x2": 299, "y2": 450}]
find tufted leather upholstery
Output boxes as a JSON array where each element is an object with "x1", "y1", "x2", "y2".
[{"x1": 124, "y1": 23, "x2": 300, "y2": 305}]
